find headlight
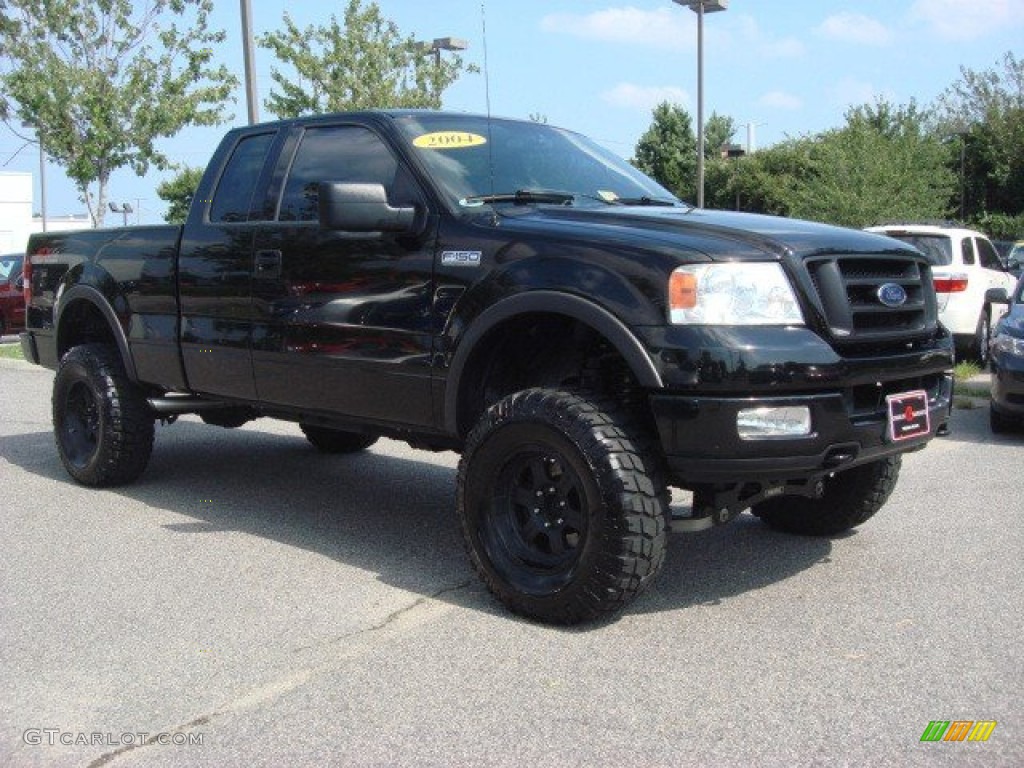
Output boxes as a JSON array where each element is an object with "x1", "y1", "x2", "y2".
[
  {"x1": 993, "y1": 333, "x2": 1024, "y2": 357},
  {"x1": 668, "y1": 263, "x2": 805, "y2": 325}
]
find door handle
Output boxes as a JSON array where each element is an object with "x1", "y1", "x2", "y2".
[{"x1": 254, "y1": 250, "x2": 282, "y2": 279}]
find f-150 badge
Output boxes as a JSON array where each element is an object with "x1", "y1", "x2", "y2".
[{"x1": 441, "y1": 250, "x2": 482, "y2": 267}]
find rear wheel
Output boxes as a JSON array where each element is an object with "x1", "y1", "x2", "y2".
[
  {"x1": 53, "y1": 344, "x2": 154, "y2": 486},
  {"x1": 751, "y1": 457, "x2": 901, "y2": 536},
  {"x1": 457, "y1": 388, "x2": 668, "y2": 624},
  {"x1": 300, "y1": 424, "x2": 378, "y2": 453}
]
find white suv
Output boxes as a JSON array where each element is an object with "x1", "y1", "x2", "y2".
[{"x1": 866, "y1": 224, "x2": 1018, "y2": 364}]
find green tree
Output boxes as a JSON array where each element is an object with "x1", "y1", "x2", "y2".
[
  {"x1": 260, "y1": 0, "x2": 475, "y2": 118},
  {"x1": 632, "y1": 104, "x2": 737, "y2": 202},
  {"x1": 706, "y1": 138, "x2": 813, "y2": 215},
  {"x1": 0, "y1": 0, "x2": 237, "y2": 227},
  {"x1": 632, "y1": 102, "x2": 697, "y2": 200},
  {"x1": 937, "y1": 52, "x2": 1024, "y2": 220},
  {"x1": 703, "y1": 113, "x2": 736, "y2": 160},
  {"x1": 764, "y1": 101, "x2": 955, "y2": 227},
  {"x1": 156, "y1": 166, "x2": 204, "y2": 224}
]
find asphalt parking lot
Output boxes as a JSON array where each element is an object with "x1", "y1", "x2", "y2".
[{"x1": 1, "y1": 350, "x2": 1021, "y2": 767}]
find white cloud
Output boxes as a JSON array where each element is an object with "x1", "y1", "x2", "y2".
[
  {"x1": 540, "y1": 7, "x2": 689, "y2": 49},
  {"x1": 733, "y1": 15, "x2": 805, "y2": 58},
  {"x1": 758, "y1": 91, "x2": 803, "y2": 111},
  {"x1": 816, "y1": 13, "x2": 895, "y2": 46},
  {"x1": 602, "y1": 83, "x2": 689, "y2": 112},
  {"x1": 910, "y1": 0, "x2": 1024, "y2": 41}
]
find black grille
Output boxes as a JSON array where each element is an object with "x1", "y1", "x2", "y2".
[{"x1": 803, "y1": 254, "x2": 937, "y2": 345}]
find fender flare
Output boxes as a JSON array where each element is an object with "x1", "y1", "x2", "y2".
[
  {"x1": 56, "y1": 284, "x2": 138, "y2": 382},
  {"x1": 443, "y1": 290, "x2": 663, "y2": 435}
]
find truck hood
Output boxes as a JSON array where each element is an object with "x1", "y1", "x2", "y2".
[{"x1": 492, "y1": 205, "x2": 917, "y2": 261}]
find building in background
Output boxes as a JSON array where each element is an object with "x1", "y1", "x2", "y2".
[{"x1": 1, "y1": 172, "x2": 92, "y2": 253}]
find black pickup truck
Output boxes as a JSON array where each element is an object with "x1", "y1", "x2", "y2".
[{"x1": 20, "y1": 110, "x2": 954, "y2": 624}]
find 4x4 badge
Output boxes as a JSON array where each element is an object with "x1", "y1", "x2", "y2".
[{"x1": 877, "y1": 283, "x2": 908, "y2": 308}]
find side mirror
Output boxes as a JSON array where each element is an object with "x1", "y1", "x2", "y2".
[
  {"x1": 986, "y1": 287, "x2": 1010, "y2": 304},
  {"x1": 318, "y1": 182, "x2": 421, "y2": 235},
  {"x1": 14, "y1": 274, "x2": 24, "y2": 292}
]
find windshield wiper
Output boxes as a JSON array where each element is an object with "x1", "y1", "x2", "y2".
[
  {"x1": 614, "y1": 196, "x2": 682, "y2": 207},
  {"x1": 461, "y1": 189, "x2": 576, "y2": 206}
]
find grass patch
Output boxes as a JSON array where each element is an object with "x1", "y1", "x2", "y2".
[
  {"x1": 0, "y1": 343, "x2": 24, "y2": 360},
  {"x1": 954, "y1": 361, "x2": 981, "y2": 381},
  {"x1": 952, "y1": 360, "x2": 989, "y2": 402}
]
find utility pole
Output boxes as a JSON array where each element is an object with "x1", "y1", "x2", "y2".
[{"x1": 241, "y1": 0, "x2": 259, "y2": 125}]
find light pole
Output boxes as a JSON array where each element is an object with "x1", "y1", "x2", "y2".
[
  {"x1": 674, "y1": 0, "x2": 727, "y2": 208},
  {"x1": 428, "y1": 37, "x2": 469, "y2": 67},
  {"x1": 240, "y1": 0, "x2": 259, "y2": 125},
  {"x1": 420, "y1": 37, "x2": 469, "y2": 102},
  {"x1": 109, "y1": 202, "x2": 134, "y2": 226},
  {"x1": 20, "y1": 122, "x2": 47, "y2": 231}
]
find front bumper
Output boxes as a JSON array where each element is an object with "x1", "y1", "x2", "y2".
[
  {"x1": 651, "y1": 371, "x2": 954, "y2": 485},
  {"x1": 991, "y1": 351, "x2": 1024, "y2": 417}
]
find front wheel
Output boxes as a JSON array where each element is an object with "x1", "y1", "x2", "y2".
[
  {"x1": 53, "y1": 344, "x2": 155, "y2": 486},
  {"x1": 457, "y1": 388, "x2": 668, "y2": 624},
  {"x1": 751, "y1": 456, "x2": 901, "y2": 536}
]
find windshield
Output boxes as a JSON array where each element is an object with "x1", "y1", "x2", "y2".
[
  {"x1": 879, "y1": 234, "x2": 952, "y2": 267},
  {"x1": 393, "y1": 114, "x2": 681, "y2": 210}
]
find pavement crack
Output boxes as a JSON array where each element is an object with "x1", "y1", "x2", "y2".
[
  {"x1": 85, "y1": 716, "x2": 211, "y2": 768},
  {"x1": 88, "y1": 580, "x2": 475, "y2": 765}
]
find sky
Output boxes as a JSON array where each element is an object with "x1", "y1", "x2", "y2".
[{"x1": 2, "y1": 0, "x2": 1023, "y2": 225}]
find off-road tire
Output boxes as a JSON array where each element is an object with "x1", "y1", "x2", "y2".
[
  {"x1": 300, "y1": 424, "x2": 378, "y2": 453},
  {"x1": 53, "y1": 344, "x2": 154, "y2": 487},
  {"x1": 751, "y1": 456, "x2": 901, "y2": 536},
  {"x1": 457, "y1": 388, "x2": 669, "y2": 625}
]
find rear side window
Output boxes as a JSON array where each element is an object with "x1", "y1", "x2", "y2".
[
  {"x1": 976, "y1": 237, "x2": 1002, "y2": 270},
  {"x1": 210, "y1": 132, "x2": 275, "y2": 223},
  {"x1": 278, "y1": 125, "x2": 400, "y2": 222},
  {"x1": 960, "y1": 238, "x2": 975, "y2": 265},
  {"x1": 882, "y1": 234, "x2": 952, "y2": 267}
]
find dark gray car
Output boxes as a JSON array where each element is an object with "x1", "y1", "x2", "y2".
[{"x1": 988, "y1": 273, "x2": 1024, "y2": 432}]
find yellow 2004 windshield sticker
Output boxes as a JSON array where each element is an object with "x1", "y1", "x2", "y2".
[{"x1": 413, "y1": 132, "x2": 487, "y2": 149}]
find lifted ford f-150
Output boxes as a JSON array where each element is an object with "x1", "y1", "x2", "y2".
[{"x1": 20, "y1": 111, "x2": 954, "y2": 624}]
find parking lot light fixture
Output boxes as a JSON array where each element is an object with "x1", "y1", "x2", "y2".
[{"x1": 674, "y1": 0, "x2": 728, "y2": 208}]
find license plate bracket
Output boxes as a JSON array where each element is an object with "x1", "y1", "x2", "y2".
[{"x1": 886, "y1": 389, "x2": 930, "y2": 442}]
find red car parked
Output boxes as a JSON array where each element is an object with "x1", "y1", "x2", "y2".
[{"x1": 1, "y1": 253, "x2": 25, "y2": 336}]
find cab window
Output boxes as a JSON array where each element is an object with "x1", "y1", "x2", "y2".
[{"x1": 209, "y1": 132, "x2": 276, "y2": 223}]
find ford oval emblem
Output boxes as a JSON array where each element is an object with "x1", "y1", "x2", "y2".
[{"x1": 877, "y1": 283, "x2": 908, "y2": 308}]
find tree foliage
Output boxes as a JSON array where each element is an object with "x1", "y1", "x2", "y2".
[
  {"x1": 632, "y1": 103, "x2": 696, "y2": 200},
  {"x1": 639, "y1": 98, "x2": 955, "y2": 227},
  {"x1": 0, "y1": 0, "x2": 237, "y2": 226},
  {"x1": 937, "y1": 52, "x2": 1024, "y2": 219},
  {"x1": 156, "y1": 166, "x2": 204, "y2": 224},
  {"x1": 632, "y1": 103, "x2": 736, "y2": 203},
  {"x1": 260, "y1": 0, "x2": 475, "y2": 118},
  {"x1": 781, "y1": 101, "x2": 956, "y2": 227}
]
